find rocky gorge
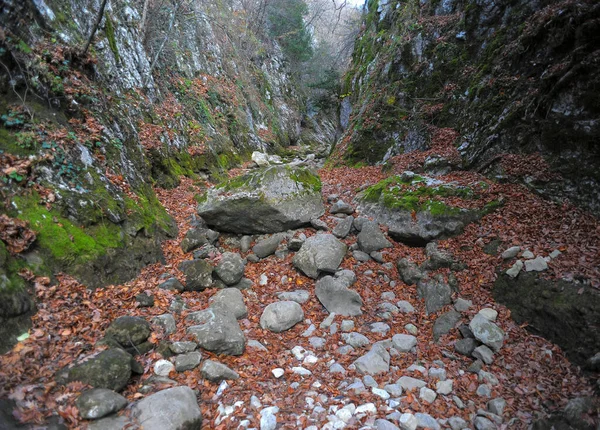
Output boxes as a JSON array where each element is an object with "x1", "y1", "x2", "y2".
[{"x1": 0, "y1": 0, "x2": 599, "y2": 429}]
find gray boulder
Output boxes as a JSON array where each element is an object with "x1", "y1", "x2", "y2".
[
  {"x1": 181, "y1": 227, "x2": 219, "y2": 253},
  {"x1": 353, "y1": 344, "x2": 390, "y2": 375},
  {"x1": 422, "y1": 242, "x2": 458, "y2": 270},
  {"x1": 66, "y1": 349, "x2": 132, "y2": 392},
  {"x1": 260, "y1": 301, "x2": 304, "y2": 332},
  {"x1": 187, "y1": 308, "x2": 245, "y2": 356},
  {"x1": 158, "y1": 277, "x2": 184, "y2": 291},
  {"x1": 342, "y1": 332, "x2": 371, "y2": 348},
  {"x1": 335, "y1": 269, "x2": 357, "y2": 288},
  {"x1": 391, "y1": 334, "x2": 417, "y2": 352},
  {"x1": 417, "y1": 276, "x2": 452, "y2": 314},
  {"x1": 252, "y1": 235, "x2": 283, "y2": 258},
  {"x1": 209, "y1": 288, "x2": 247, "y2": 319},
  {"x1": 197, "y1": 166, "x2": 324, "y2": 234},
  {"x1": 105, "y1": 316, "x2": 150, "y2": 348},
  {"x1": 175, "y1": 351, "x2": 202, "y2": 372},
  {"x1": 454, "y1": 338, "x2": 479, "y2": 356},
  {"x1": 132, "y1": 386, "x2": 202, "y2": 430},
  {"x1": 292, "y1": 234, "x2": 347, "y2": 278},
  {"x1": 201, "y1": 360, "x2": 240, "y2": 382},
  {"x1": 469, "y1": 314, "x2": 505, "y2": 352},
  {"x1": 331, "y1": 200, "x2": 354, "y2": 215},
  {"x1": 151, "y1": 314, "x2": 177, "y2": 335},
  {"x1": 396, "y1": 258, "x2": 425, "y2": 286},
  {"x1": 433, "y1": 310, "x2": 461, "y2": 342},
  {"x1": 357, "y1": 221, "x2": 392, "y2": 254},
  {"x1": 333, "y1": 216, "x2": 354, "y2": 239},
  {"x1": 315, "y1": 276, "x2": 363, "y2": 316},
  {"x1": 214, "y1": 252, "x2": 245, "y2": 285},
  {"x1": 276, "y1": 289, "x2": 310, "y2": 303},
  {"x1": 179, "y1": 259, "x2": 214, "y2": 291},
  {"x1": 76, "y1": 388, "x2": 127, "y2": 420}
]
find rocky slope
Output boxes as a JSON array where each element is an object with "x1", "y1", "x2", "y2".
[
  {"x1": 336, "y1": 0, "x2": 600, "y2": 215},
  {"x1": 0, "y1": 0, "x2": 335, "y2": 350}
]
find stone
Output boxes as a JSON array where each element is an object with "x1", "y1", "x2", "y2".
[
  {"x1": 454, "y1": 298, "x2": 472, "y2": 312},
  {"x1": 458, "y1": 324, "x2": 475, "y2": 339},
  {"x1": 76, "y1": 388, "x2": 127, "y2": 420},
  {"x1": 476, "y1": 384, "x2": 492, "y2": 397},
  {"x1": 151, "y1": 314, "x2": 177, "y2": 335},
  {"x1": 396, "y1": 300, "x2": 416, "y2": 313},
  {"x1": 201, "y1": 360, "x2": 239, "y2": 382},
  {"x1": 419, "y1": 387, "x2": 437, "y2": 403},
  {"x1": 180, "y1": 227, "x2": 219, "y2": 253},
  {"x1": 292, "y1": 366, "x2": 312, "y2": 376},
  {"x1": 396, "y1": 258, "x2": 425, "y2": 286},
  {"x1": 550, "y1": 249, "x2": 562, "y2": 259},
  {"x1": 469, "y1": 314, "x2": 505, "y2": 352},
  {"x1": 331, "y1": 199, "x2": 355, "y2": 215},
  {"x1": 292, "y1": 234, "x2": 347, "y2": 279},
  {"x1": 429, "y1": 368, "x2": 446, "y2": 381},
  {"x1": 405, "y1": 323, "x2": 418, "y2": 335},
  {"x1": 501, "y1": 246, "x2": 520, "y2": 259},
  {"x1": 357, "y1": 221, "x2": 392, "y2": 254},
  {"x1": 209, "y1": 288, "x2": 247, "y2": 320},
  {"x1": 372, "y1": 387, "x2": 391, "y2": 400},
  {"x1": 417, "y1": 276, "x2": 452, "y2": 314},
  {"x1": 260, "y1": 301, "x2": 304, "y2": 332},
  {"x1": 179, "y1": 259, "x2": 214, "y2": 291},
  {"x1": 415, "y1": 413, "x2": 441, "y2": 430},
  {"x1": 384, "y1": 383, "x2": 403, "y2": 397},
  {"x1": 468, "y1": 360, "x2": 484, "y2": 373},
  {"x1": 187, "y1": 308, "x2": 245, "y2": 355},
  {"x1": 454, "y1": 338, "x2": 479, "y2": 356},
  {"x1": 315, "y1": 276, "x2": 363, "y2": 316},
  {"x1": 341, "y1": 320, "x2": 355, "y2": 331},
  {"x1": 479, "y1": 371, "x2": 499, "y2": 386},
  {"x1": 260, "y1": 406, "x2": 279, "y2": 430},
  {"x1": 252, "y1": 235, "x2": 283, "y2": 258},
  {"x1": 214, "y1": 252, "x2": 245, "y2": 285},
  {"x1": 355, "y1": 403, "x2": 377, "y2": 414},
  {"x1": 309, "y1": 337, "x2": 326, "y2": 349},
  {"x1": 335, "y1": 269, "x2": 357, "y2": 287},
  {"x1": 473, "y1": 416, "x2": 495, "y2": 430},
  {"x1": 197, "y1": 166, "x2": 324, "y2": 234},
  {"x1": 247, "y1": 339, "x2": 268, "y2": 352},
  {"x1": 329, "y1": 363, "x2": 346, "y2": 374},
  {"x1": 422, "y1": 242, "x2": 457, "y2": 270},
  {"x1": 192, "y1": 243, "x2": 219, "y2": 260},
  {"x1": 343, "y1": 332, "x2": 371, "y2": 348},
  {"x1": 87, "y1": 414, "x2": 129, "y2": 430},
  {"x1": 375, "y1": 419, "x2": 399, "y2": 430},
  {"x1": 353, "y1": 344, "x2": 390, "y2": 375},
  {"x1": 370, "y1": 322, "x2": 390, "y2": 335},
  {"x1": 105, "y1": 316, "x2": 150, "y2": 348},
  {"x1": 478, "y1": 308, "x2": 498, "y2": 321},
  {"x1": 522, "y1": 250, "x2": 535, "y2": 259},
  {"x1": 67, "y1": 349, "x2": 132, "y2": 392},
  {"x1": 525, "y1": 256, "x2": 548, "y2": 272},
  {"x1": 371, "y1": 251, "x2": 385, "y2": 263},
  {"x1": 399, "y1": 413, "x2": 418, "y2": 430},
  {"x1": 276, "y1": 289, "x2": 310, "y2": 304},
  {"x1": 288, "y1": 237, "x2": 304, "y2": 251},
  {"x1": 506, "y1": 260, "x2": 523, "y2": 278},
  {"x1": 158, "y1": 277, "x2": 185, "y2": 291},
  {"x1": 433, "y1": 310, "x2": 461, "y2": 341},
  {"x1": 174, "y1": 351, "x2": 202, "y2": 372},
  {"x1": 135, "y1": 293, "x2": 154, "y2": 307},
  {"x1": 487, "y1": 397, "x2": 506, "y2": 416},
  {"x1": 333, "y1": 216, "x2": 354, "y2": 238},
  {"x1": 170, "y1": 341, "x2": 197, "y2": 354},
  {"x1": 240, "y1": 235, "x2": 253, "y2": 253},
  {"x1": 448, "y1": 416, "x2": 467, "y2": 430},
  {"x1": 131, "y1": 386, "x2": 202, "y2": 429},
  {"x1": 251, "y1": 151, "x2": 270, "y2": 166},
  {"x1": 392, "y1": 334, "x2": 417, "y2": 352},
  {"x1": 272, "y1": 368, "x2": 285, "y2": 378},
  {"x1": 436, "y1": 380, "x2": 453, "y2": 395},
  {"x1": 154, "y1": 359, "x2": 175, "y2": 377},
  {"x1": 473, "y1": 345, "x2": 495, "y2": 364},
  {"x1": 397, "y1": 376, "x2": 426, "y2": 391}
]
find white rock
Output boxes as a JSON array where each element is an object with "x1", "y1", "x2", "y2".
[
  {"x1": 302, "y1": 324, "x2": 316, "y2": 337},
  {"x1": 259, "y1": 406, "x2": 279, "y2": 430},
  {"x1": 291, "y1": 346, "x2": 308, "y2": 360},
  {"x1": 259, "y1": 274, "x2": 268, "y2": 285},
  {"x1": 372, "y1": 387, "x2": 390, "y2": 400},
  {"x1": 521, "y1": 250, "x2": 534, "y2": 259},
  {"x1": 436, "y1": 380, "x2": 453, "y2": 395},
  {"x1": 304, "y1": 355, "x2": 319, "y2": 365},
  {"x1": 154, "y1": 359, "x2": 174, "y2": 376},
  {"x1": 355, "y1": 403, "x2": 377, "y2": 414},
  {"x1": 272, "y1": 368, "x2": 285, "y2": 378},
  {"x1": 404, "y1": 323, "x2": 418, "y2": 335},
  {"x1": 478, "y1": 308, "x2": 498, "y2": 321},
  {"x1": 292, "y1": 366, "x2": 312, "y2": 376},
  {"x1": 399, "y1": 412, "x2": 418, "y2": 430},
  {"x1": 550, "y1": 250, "x2": 562, "y2": 259},
  {"x1": 419, "y1": 387, "x2": 437, "y2": 403},
  {"x1": 525, "y1": 256, "x2": 548, "y2": 272},
  {"x1": 250, "y1": 395, "x2": 262, "y2": 409},
  {"x1": 506, "y1": 260, "x2": 523, "y2": 277},
  {"x1": 252, "y1": 151, "x2": 270, "y2": 167}
]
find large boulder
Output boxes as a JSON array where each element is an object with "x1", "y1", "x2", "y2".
[
  {"x1": 357, "y1": 175, "x2": 481, "y2": 246},
  {"x1": 197, "y1": 166, "x2": 324, "y2": 234},
  {"x1": 66, "y1": 349, "x2": 133, "y2": 392},
  {"x1": 132, "y1": 386, "x2": 202, "y2": 430},
  {"x1": 260, "y1": 301, "x2": 304, "y2": 332},
  {"x1": 186, "y1": 308, "x2": 246, "y2": 355},
  {"x1": 292, "y1": 234, "x2": 347, "y2": 279},
  {"x1": 315, "y1": 276, "x2": 363, "y2": 316}
]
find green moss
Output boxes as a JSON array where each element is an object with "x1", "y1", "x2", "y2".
[
  {"x1": 194, "y1": 192, "x2": 208, "y2": 204},
  {"x1": 125, "y1": 185, "x2": 176, "y2": 237},
  {"x1": 481, "y1": 199, "x2": 503, "y2": 215},
  {"x1": 289, "y1": 167, "x2": 322, "y2": 192},
  {"x1": 105, "y1": 14, "x2": 120, "y2": 63}
]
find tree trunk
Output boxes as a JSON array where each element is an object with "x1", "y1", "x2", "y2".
[{"x1": 82, "y1": 0, "x2": 110, "y2": 56}]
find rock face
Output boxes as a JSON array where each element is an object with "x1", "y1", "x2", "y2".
[
  {"x1": 187, "y1": 308, "x2": 246, "y2": 356},
  {"x1": 66, "y1": 349, "x2": 132, "y2": 392},
  {"x1": 132, "y1": 387, "x2": 202, "y2": 430},
  {"x1": 494, "y1": 272, "x2": 600, "y2": 366},
  {"x1": 260, "y1": 301, "x2": 304, "y2": 332},
  {"x1": 197, "y1": 166, "x2": 324, "y2": 234},
  {"x1": 315, "y1": 276, "x2": 363, "y2": 316},
  {"x1": 292, "y1": 234, "x2": 347, "y2": 279}
]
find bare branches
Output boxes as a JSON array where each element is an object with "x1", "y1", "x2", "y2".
[{"x1": 82, "y1": 0, "x2": 110, "y2": 56}]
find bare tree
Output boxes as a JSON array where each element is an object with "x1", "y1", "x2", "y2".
[{"x1": 82, "y1": 0, "x2": 110, "y2": 56}]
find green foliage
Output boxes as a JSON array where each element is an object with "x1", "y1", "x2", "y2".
[
  {"x1": 267, "y1": 0, "x2": 313, "y2": 63},
  {"x1": 105, "y1": 14, "x2": 120, "y2": 63}
]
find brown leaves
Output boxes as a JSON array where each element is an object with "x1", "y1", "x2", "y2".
[{"x1": 0, "y1": 214, "x2": 36, "y2": 254}]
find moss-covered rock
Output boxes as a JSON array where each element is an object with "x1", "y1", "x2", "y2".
[{"x1": 197, "y1": 165, "x2": 325, "y2": 234}]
